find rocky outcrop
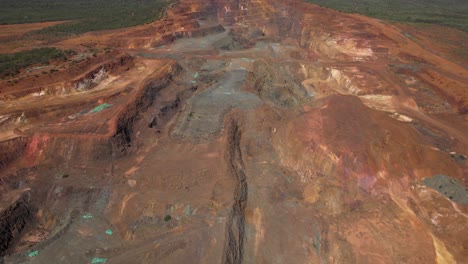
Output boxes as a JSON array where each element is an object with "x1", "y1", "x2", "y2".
[
  {"x1": 224, "y1": 119, "x2": 247, "y2": 264},
  {"x1": 0, "y1": 190, "x2": 31, "y2": 257},
  {"x1": 0, "y1": 138, "x2": 27, "y2": 170}
]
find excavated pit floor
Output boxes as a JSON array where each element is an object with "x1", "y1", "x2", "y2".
[{"x1": 1, "y1": 1, "x2": 467, "y2": 263}]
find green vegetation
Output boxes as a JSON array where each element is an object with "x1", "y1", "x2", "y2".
[
  {"x1": 0, "y1": 0, "x2": 171, "y2": 36},
  {"x1": 304, "y1": 0, "x2": 468, "y2": 32},
  {"x1": 163, "y1": 214, "x2": 172, "y2": 222},
  {"x1": 0, "y1": 47, "x2": 74, "y2": 78}
]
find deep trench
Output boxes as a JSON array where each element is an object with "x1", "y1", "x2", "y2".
[{"x1": 224, "y1": 119, "x2": 248, "y2": 264}]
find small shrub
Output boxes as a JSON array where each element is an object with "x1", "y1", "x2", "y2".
[{"x1": 163, "y1": 214, "x2": 172, "y2": 222}]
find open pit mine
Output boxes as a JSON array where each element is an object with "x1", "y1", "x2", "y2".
[{"x1": 0, "y1": 0, "x2": 467, "y2": 263}]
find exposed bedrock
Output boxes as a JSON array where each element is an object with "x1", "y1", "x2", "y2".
[
  {"x1": 0, "y1": 191, "x2": 31, "y2": 258},
  {"x1": 223, "y1": 119, "x2": 247, "y2": 264},
  {"x1": 111, "y1": 66, "x2": 181, "y2": 155},
  {"x1": 0, "y1": 138, "x2": 27, "y2": 170},
  {"x1": 0, "y1": 51, "x2": 134, "y2": 101},
  {"x1": 273, "y1": 95, "x2": 466, "y2": 263},
  {"x1": 2, "y1": 60, "x2": 182, "y2": 166},
  {"x1": 0, "y1": 61, "x2": 182, "y2": 259}
]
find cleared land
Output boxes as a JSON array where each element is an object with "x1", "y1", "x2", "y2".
[{"x1": 0, "y1": 47, "x2": 74, "y2": 78}]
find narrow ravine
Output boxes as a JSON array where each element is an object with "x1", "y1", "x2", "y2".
[{"x1": 224, "y1": 119, "x2": 247, "y2": 264}]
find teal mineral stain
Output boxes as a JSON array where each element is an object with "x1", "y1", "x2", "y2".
[
  {"x1": 184, "y1": 205, "x2": 192, "y2": 216},
  {"x1": 194, "y1": 72, "x2": 199, "y2": 79},
  {"x1": 105, "y1": 229, "x2": 113, "y2": 235},
  {"x1": 90, "y1": 103, "x2": 111, "y2": 114},
  {"x1": 403, "y1": 32, "x2": 413, "y2": 39},
  {"x1": 83, "y1": 213, "x2": 93, "y2": 219},
  {"x1": 91, "y1": 258, "x2": 107, "y2": 264},
  {"x1": 28, "y1": 250, "x2": 39, "y2": 257}
]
